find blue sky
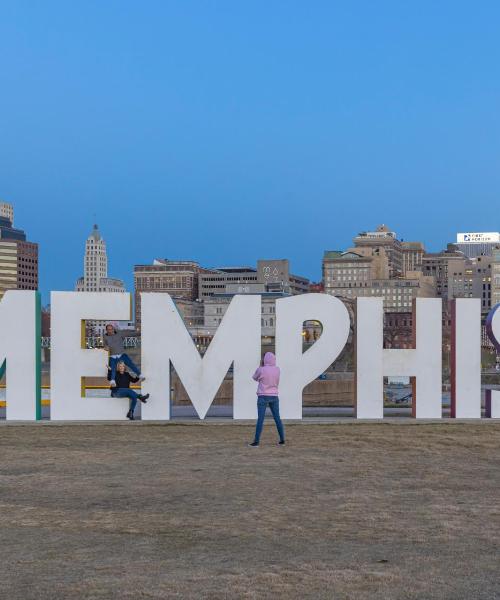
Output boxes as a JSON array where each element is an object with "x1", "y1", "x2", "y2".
[{"x1": 1, "y1": 1, "x2": 500, "y2": 301}]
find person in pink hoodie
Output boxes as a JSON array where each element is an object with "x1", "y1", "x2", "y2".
[{"x1": 249, "y1": 352, "x2": 285, "y2": 446}]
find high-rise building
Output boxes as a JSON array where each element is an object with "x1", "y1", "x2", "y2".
[
  {"x1": 196, "y1": 259, "x2": 309, "y2": 349},
  {"x1": 134, "y1": 259, "x2": 215, "y2": 330},
  {"x1": 75, "y1": 224, "x2": 124, "y2": 293},
  {"x1": 469, "y1": 255, "x2": 493, "y2": 313},
  {"x1": 203, "y1": 292, "x2": 283, "y2": 346},
  {"x1": 198, "y1": 267, "x2": 259, "y2": 300},
  {"x1": 353, "y1": 224, "x2": 404, "y2": 278},
  {"x1": 402, "y1": 241, "x2": 425, "y2": 274},
  {"x1": 198, "y1": 259, "x2": 309, "y2": 300},
  {"x1": 0, "y1": 202, "x2": 39, "y2": 300},
  {"x1": 322, "y1": 249, "x2": 435, "y2": 312},
  {"x1": 0, "y1": 202, "x2": 14, "y2": 223},
  {"x1": 0, "y1": 240, "x2": 39, "y2": 298},
  {"x1": 413, "y1": 243, "x2": 494, "y2": 312},
  {"x1": 491, "y1": 248, "x2": 500, "y2": 308},
  {"x1": 421, "y1": 245, "x2": 470, "y2": 300},
  {"x1": 455, "y1": 232, "x2": 500, "y2": 258},
  {"x1": 256, "y1": 259, "x2": 309, "y2": 294},
  {"x1": 134, "y1": 257, "x2": 309, "y2": 343},
  {"x1": 75, "y1": 224, "x2": 125, "y2": 334}
]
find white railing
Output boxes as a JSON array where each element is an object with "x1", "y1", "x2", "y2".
[{"x1": 41, "y1": 337, "x2": 140, "y2": 349}]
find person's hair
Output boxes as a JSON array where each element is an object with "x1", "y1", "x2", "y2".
[{"x1": 116, "y1": 361, "x2": 126, "y2": 369}]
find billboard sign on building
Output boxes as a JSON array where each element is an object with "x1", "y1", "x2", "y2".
[
  {"x1": 257, "y1": 259, "x2": 289, "y2": 285},
  {"x1": 457, "y1": 232, "x2": 500, "y2": 244}
]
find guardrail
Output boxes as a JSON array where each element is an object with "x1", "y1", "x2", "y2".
[
  {"x1": 0, "y1": 383, "x2": 143, "y2": 408},
  {"x1": 41, "y1": 337, "x2": 140, "y2": 349}
]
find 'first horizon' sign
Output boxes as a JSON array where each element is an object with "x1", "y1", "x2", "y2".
[{"x1": 2, "y1": 291, "x2": 500, "y2": 421}]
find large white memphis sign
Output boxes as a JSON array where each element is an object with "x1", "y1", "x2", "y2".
[{"x1": 1, "y1": 291, "x2": 499, "y2": 421}]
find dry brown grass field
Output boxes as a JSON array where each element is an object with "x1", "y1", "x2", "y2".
[{"x1": 1, "y1": 421, "x2": 499, "y2": 599}]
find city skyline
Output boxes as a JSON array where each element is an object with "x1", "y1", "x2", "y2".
[
  {"x1": 5, "y1": 200, "x2": 500, "y2": 305},
  {"x1": 6, "y1": 203, "x2": 500, "y2": 304},
  {"x1": 2, "y1": 2, "x2": 500, "y2": 302}
]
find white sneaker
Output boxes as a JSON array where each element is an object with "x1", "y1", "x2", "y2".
[
  {"x1": 138, "y1": 375, "x2": 146, "y2": 382},
  {"x1": 110, "y1": 380, "x2": 117, "y2": 387}
]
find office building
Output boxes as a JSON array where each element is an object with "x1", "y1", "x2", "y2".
[
  {"x1": 203, "y1": 291, "x2": 285, "y2": 349},
  {"x1": 0, "y1": 202, "x2": 14, "y2": 224},
  {"x1": 198, "y1": 259, "x2": 309, "y2": 300},
  {"x1": 0, "y1": 202, "x2": 39, "y2": 299},
  {"x1": 353, "y1": 224, "x2": 404, "y2": 277},
  {"x1": 469, "y1": 255, "x2": 492, "y2": 313},
  {"x1": 134, "y1": 259, "x2": 216, "y2": 329},
  {"x1": 455, "y1": 232, "x2": 500, "y2": 258},
  {"x1": 322, "y1": 249, "x2": 435, "y2": 312},
  {"x1": 75, "y1": 224, "x2": 125, "y2": 334},
  {"x1": 256, "y1": 259, "x2": 309, "y2": 294},
  {"x1": 75, "y1": 224, "x2": 125, "y2": 293},
  {"x1": 421, "y1": 245, "x2": 469, "y2": 300},
  {"x1": 402, "y1": 241, "x2": 425, "y2": 274},
  {"x1": 198, "y1": 267, "x2": 259, "y2": 300},
  {"x1": 491, "y1": 248, "x2": 500, "y2": 308}
]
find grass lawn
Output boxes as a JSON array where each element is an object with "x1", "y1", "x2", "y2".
[{"x1": 0, "y1": 421, "x2": 499, "y2": 599}]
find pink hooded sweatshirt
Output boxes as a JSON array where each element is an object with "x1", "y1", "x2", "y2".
[{"x1": 252, "y1": 352, "x2": 280, "y2": 396}]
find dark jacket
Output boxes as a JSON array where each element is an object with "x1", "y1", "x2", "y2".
[{"x1": 107, "y1": 370, "x2": 139, "y2": 392}]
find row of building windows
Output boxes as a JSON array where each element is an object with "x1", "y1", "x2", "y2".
[
  {"x1": 201, "y1": 277, "x2": 258, "y2": 283},
  {"x1": 209, "y1": 317, "x2": 275, "y2": 327},
  {"x1": 213, "y1": 305, "x2": 275, "y2": 316},
  {"x1": 328, "y1": 287, "x2": 414, "y2": 295},
  {"x1": 136, "y1": 276, "x2": 193, "y2": 285},
  {"x1": 329, "y1": 268, "x2": 369, "y2": 275}
]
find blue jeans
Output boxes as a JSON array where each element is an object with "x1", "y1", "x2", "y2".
[
  {"x1": 111, "y1": 388, "x2": 139, "y2": 412},
  {"x1": 254, "y1": 396, "x2": 285, "y2": 444},
  {"x1": 109, "y1": 353, "x2": 141, "y2": 381}
]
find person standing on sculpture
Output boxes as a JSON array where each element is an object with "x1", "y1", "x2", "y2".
[
  {"x1": 108, "y1": 361, "x2": 149, "y2": 420},
  {"x1": 249, "y1": 352, "x2": 285, "y2": 446},
  {"x1": 103, "y1": 323, "x2": 145, "y2": 388}
]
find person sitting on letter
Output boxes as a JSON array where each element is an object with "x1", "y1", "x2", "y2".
[
  {"x1": 103, "y1": 323, "x2": 145, "y2": 388},
  {"x1": 107, "y1": 361, "x2": 149, "y2": 421},
  {"x1": 249, "y1": 352, "x2": 285, "y2": 447}
]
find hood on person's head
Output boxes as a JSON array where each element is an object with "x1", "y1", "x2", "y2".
[{"x1": 263, "y1": 352, "x2": 276, "y2": 366}]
